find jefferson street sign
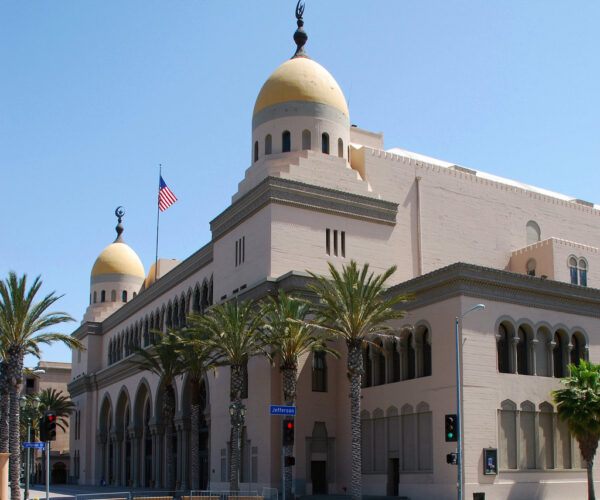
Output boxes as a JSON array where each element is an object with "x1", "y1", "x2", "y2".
[
  {"x1": 270, "y1": 405, "x2": 296, "y2": 416},
  {"x1": 23, "y1": 442, "x2": 46, "y2": 450}
]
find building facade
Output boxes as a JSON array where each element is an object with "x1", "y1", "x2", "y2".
[{"x1": 67, "y1": 9, "x2": 600, "y2": 500}]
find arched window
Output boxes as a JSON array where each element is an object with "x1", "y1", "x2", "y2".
[
  {"x1": 570, "y1": 333, "x2": 586, "y2": 366},
  {"x1": 265, "y1": 134, "x2": 272, "y2": 155},
  {"x1": 93, "y1": 291, "x2": 97, "y2": 304},
  {"x1": 422, "y1": 329, "x2": 432, "y2": 377},
  {"x1": 391, "y1": 340, "x2": 400, "y2": 382},
  {"x1": 312, "y1": 351, "x2": 327, "y2": 392},
  {"x1": 321, "y1": 133, "x2": 330, "y2": 154},
  {"x1": 553, "y1": 332, "x2": 565, "y2": 378},
  {"x1": 517, "y1": 326, "x2": 530, "y2": 375},
  {"x1": 282, "y1": 131, "x2": 291, "y2": 152},
  {"x1": 497, "y1": 324, "x2": 510, "y2": 373},
  {"x1": 363, "y1": 345, "x2": 372, "y2": 388},
  {"x1": 375, "y1": 340, "x2": 386, "y2": 385},
  {"x1": 526, "y1": 259, "x2": 536, "y2": 277},
  {"x1": 100, "y1": 290, "x2": 106, "y2": 303},
  {"x1": 526, "y1": 220, "x2": 541, "y2": 245},
  {"x1": 338, "y1": 138, "x2": 344, "y2": 158},
  {"x1": 111, "y1": 290, "x2": 116, "y2": 302},
  {"x1": 579, "y1": 258, "x2": 588, "y2": 286},
  {"x1": 569, "y1": 256, "x2": 578, "y2": 284},
  {"x1": 405, "y1": 333, "x2": 415, "y2": 380},
  {"x1": 253, "y1": 141, "x2": 258, "y2": 162},
  {"x1": 122, "y1": 290, "x2": 127, "y2": 303},
  {"x1": 302, "y1": 129, "x2": 311, "y2": 150}
]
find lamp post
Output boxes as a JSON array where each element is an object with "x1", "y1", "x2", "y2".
[
  {"x1": 455, "y1": 304, "x2": 485, "y2": 500},
  {"x1": 228, "y1": 401, "x2": 246, "y2": 491},
  {"x1": 19, "y1": 395, "x2": 40, "y2": 500}
]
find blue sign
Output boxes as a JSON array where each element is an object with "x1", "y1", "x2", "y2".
[
  {"x1": 23, "y1": 442, "x2": 46, "y2": 450},
  {"x1": 270, "y1": 405, "x2": 296, "y2": 416}
]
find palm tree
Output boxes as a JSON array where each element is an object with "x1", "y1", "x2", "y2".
[
  {"x1": 172, "y1": 324, "x2": 216, "y2": 490},
  {"x1": 130, "y1": 328, "x2": 185, "y2": 491},
  {"x1": 553, "y1": 361, "x2": 600, "y2": 500},
  {"x1": 260, "y1": 290, "x2": 339, "y2": 500},
  {"x1": 37, "y1": 388, "x2": 76, "y2": 432},
  {"x1": 192, "y1": 300, "x2": 264, "y2": 491},
  {"x1": 307, "y1": 261, "x2": 409, "y2": 500},
  {"x1": 0, "y1": 272, "x2": 79, "y2": 500}
]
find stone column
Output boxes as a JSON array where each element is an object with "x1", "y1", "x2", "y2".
[
  {"x1": 396, "y1": 343, "x2": 406, "y2": 381},
  {"x1": 129, "y1": 428, "x2": 141, "y2": 488},
  {"x1": 150, "y1": 424, "x2": 163, "y2": 488},
  {"x1": 175, "y1": 421, "x2": 183, "y2": 488},
  {"x1": 510, "y1": 337, "x2": 519, "y2": 374},
  {"x1": 414, "y1": 337, "x2": 423, "y2": 378},
  {"x1": 180, "y1": 420, "x2": 190, "y2": 490},
  {"x1": 548, "y1": 341, "x2": 556, "y2": 377},
  {"x1": 530, "y1": 339, "x2": 538, "y2": 376},
  {"x1": 96, "y1": 433, "x2": 107, "y2": 485},
  {"x1": 368, "y1": 348, "x2": 378, "y2": 386}
]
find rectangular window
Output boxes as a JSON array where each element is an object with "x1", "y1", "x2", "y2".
[
  {"x1": 333, "y1": 230, "x2": 338, "y2": 256},
  {"x1": 235, "y1": 237, "x2": 246, "y2": 267},
  {"x1": 580, "y1": 270, "x2": 587, "y2": 287},
  {"x1": 570, "y1": 267, "x2": 578, "y2": 284},
  {"x1": 341, "y1": 231, "x2": 345, "y2": 257},
  {"x1": 326, "y1": 229, "x2": 331, "y2": 255},
  {"x1": 235, "y1": 240, "x2": 239, "y2": 266}
]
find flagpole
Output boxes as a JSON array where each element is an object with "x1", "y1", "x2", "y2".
[{"x1": 155, "y1": 164, "x2": 161, "y2": 283}]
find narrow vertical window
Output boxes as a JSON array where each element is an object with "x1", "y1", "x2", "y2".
[
  {"x1": 326, "y1": 228, "x2": 331, "y2": 255},
  {"x1": 254, "y1": 141, "x2": 258, "y2": 162},
  {"x1": 242, "y1": 236, "x2": 245, "y2": 263},
  {"x1": 312, "y1": 351, "x2": 327, "y2": 392},
  {"x1": 322, "y1": 133, "x2": 329, "y2": 154},
  {"x1": 101, "y1": 290, "x2": 106, "y2": 303},
  {"x1": 235, "y1": 239, "x2": 239, "y2": 267},
  {"x1": 341, "y1": 231, "x2": 346, "y2": 257},
  {"x1": 333, "y1": 230, "x2": 338, "y2": 256},
  {"x1": 569, "y1": 256, "x2": 578, "y2": 284},
  {"x1": 265, "y1": 135, "x2": 272, "y2": 155},
  {"x1": 579, "y1": 259, "x2": 587, "y2": 286},
  {"x1": 111, "y1": 290, "x2": 116, "y2": 302},
  {"x1": 122, "y1": 290, "x2": 127, "y2": 303},
  {"x1": 282, "y1": 131, "x2": 291, "y2": 152},
  {"x1": 93, "y1": 291, "x2": 97, "y2": 303},
  {"x1": 338, "y1": 138, "x2": 344, "y2": 158},
  {"x1": 302, "y1": 129, "x2": 311, "y2": 150}
]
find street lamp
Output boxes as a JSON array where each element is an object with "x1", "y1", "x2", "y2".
[
  {"x1": 455, "y1": 304, "x2": 485, "y2": 500},
  {"x1": 20, "y1": 395, "x2": 40, "y2": 500},
  {"x1": 228, "y1": 401, "x2": 246, "y2": 490}
]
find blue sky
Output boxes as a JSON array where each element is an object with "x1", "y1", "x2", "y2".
[{"x1": 1, "y1": 1, "x2": 599, "y2": 364}]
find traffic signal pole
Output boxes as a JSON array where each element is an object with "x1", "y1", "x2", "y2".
[{"x1": 46, "y1": 441, "x2": 50, "y2": 500}]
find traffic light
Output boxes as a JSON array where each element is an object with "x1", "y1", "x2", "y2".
[
  {"x1": 445, "y1": 414, "x2": 457, "y2": 442},
  {"x1": 446, "y1": 452, "x2": 458, "y2": 465},
  {"x1": 284, "y1": 456, "x2": 296, "y2": 467},
  {"x1": 282, "y1": 418, "x2": 295, "y2": 446},
  {"x1": 40, "y1": 411, "x2": 57, "y2": 442}
]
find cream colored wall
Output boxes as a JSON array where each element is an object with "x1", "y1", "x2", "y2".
[
  {"x1": 212, "y1": 208, "x2": 271, "y2": 301},
  {"x1": 510, "y1": 239, "x2": 555, "y2": 279}
]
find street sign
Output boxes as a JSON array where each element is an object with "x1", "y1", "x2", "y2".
[
  {"x1": 23, "y1": 442, "x2": 46, "y2": 450},
  {"x1": 270, "y1": 405, "x2": 296, "y2": 416}
]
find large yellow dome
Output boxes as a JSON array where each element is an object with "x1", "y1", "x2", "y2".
[
  {"x1": 253, "y1": 57, "x2": 349, "y2": 117},
  {"x1": 91, "y1": 242, "x2": 145, "y2": 279}
]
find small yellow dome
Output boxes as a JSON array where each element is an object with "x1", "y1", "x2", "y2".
[
  {"x1": 253, "y1": 57, "x2": 349, "y2": 117},
  {"x1": 91, "y1": 242, "x2": 145, "y2": 279}
]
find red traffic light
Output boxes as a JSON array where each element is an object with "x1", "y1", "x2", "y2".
[
  {"x1": 48, "y1": 415, "x2": 55, "y2": 421},
  {"x1": 286, "y1": 422, "x2": 293, "y2": 429}
]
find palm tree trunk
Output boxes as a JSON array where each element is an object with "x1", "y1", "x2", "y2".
[
  {"x1": 282, "y1": 366, "x2": 297, "y2": 500},
  {"x1": 164, "y1": 384, "x2": 176, "y2": 492},
  {"x1": 587, "y1": 458, "x2": 595, "y2": 500},
  {"x1": 0, "y1": 371, "x2": 8, "y2": 454},
  {"x1": 347, "y1": 341, "x2": 363, "y2": 500},
  {"x1": 190, "y1": 378, "x2": 201, "y2": 490},
  {"x1": 8, "y1": 347, "x2": 24, "y2": 500},
  {"x1": 230, "y1": 364, "x2": 245, "y2": 492}
]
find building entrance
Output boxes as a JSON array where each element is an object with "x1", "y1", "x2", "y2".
[{"x1": 311, "y1": 461, "x2": 327, "y2": 494}]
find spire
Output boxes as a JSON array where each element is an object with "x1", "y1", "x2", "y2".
[
  {"x1": 292, "y1": 0, "x2": 308, "y2": 58},
  {"x1": 114, "y1": 206, "x2": 125, "y2": 242}
]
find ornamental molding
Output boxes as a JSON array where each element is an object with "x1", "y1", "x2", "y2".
[{"x1": 210, "y1": 176, "x2": 398, "y2": 240}]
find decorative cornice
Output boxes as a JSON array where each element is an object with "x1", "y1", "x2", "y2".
[
  {"x1": 389, "y1": 262, "x2": 600, "y2": 317},
  {"x1": 210, "y1": 176, "x2": 398, "y2": 240},
  {"x1": 72, "y1": 322, "x2": 102, "y2": 340}
]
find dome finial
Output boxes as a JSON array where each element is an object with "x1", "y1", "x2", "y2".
[
  {"x1": 114, "y1": 206, "x2": 125, "y2": 242},
  {"x1": 293, "y1": 0, "x2": 308, "y2": 59}
]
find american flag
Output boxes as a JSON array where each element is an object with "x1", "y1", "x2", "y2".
[{"x1": 158, "y1": 176, "x2": 177, "y2": 211}]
